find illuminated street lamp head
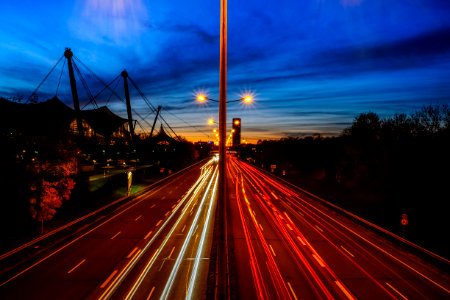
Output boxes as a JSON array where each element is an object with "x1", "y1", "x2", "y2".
[
  {"x1": 208, "y1": 118, "x2": 215, "y2": 125},
  {"x1": 196, "y1": 93, "x2": 208, "y2": 103},
  {"x1": 242, "y1": 93, "x2": 254, "y2": 105}
]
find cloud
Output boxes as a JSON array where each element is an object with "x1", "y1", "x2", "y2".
[
  {"x1": 155, "y1": 22, "x2": 218, "y2": 45},
  {"x1": 314, "y1": 26, "x2": 450, "y2": 73}
]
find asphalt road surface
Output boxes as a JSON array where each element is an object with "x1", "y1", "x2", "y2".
[
  {"x1": 1, "y1": 155, "x2": 449, "y2": 300},
  {"x1": 0, "y1": 158, "x2": 218, "y2": 300},
  {"x1": 225, "y1": 156, "x2": 449, "y2": 299}
]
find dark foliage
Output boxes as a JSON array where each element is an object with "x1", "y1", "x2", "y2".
[{"x1": 239, "y1": 104, "x2": 450, "y2": 258}]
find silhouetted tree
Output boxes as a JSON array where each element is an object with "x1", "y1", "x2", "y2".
[
  {"x1": 28, "y1": 158, "x2": 77, "y2": 234},
  {"x1": 343, "y1": 112, "x2": 382, "y2": 141},
  {"x1": 381, "y1": 113, "x2": 415, "y2": 141},
  {"x1": 411, "y1": 104, "x2": 449, "y2": 136}
]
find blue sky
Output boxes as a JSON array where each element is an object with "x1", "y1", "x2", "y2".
[{"x1": 1, "y1": 0, "x2": 450, "y2": 142}]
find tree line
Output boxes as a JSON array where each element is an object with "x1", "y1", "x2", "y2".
[{"x1": 240, "y1": 104, "x2": 450, "y2": 258}]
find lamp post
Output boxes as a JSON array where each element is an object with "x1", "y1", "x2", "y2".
[
  {"x1": 201, "y1": 1, "x2": 254, "y2": 297},
  {"x1": 217, "y1": 1, "x2": 227, "y2": 297},
  {"x1": 197, "y1": 93, "x2": 253, "y2": 299}
]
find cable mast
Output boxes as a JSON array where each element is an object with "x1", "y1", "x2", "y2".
[
  {"x1": 64, "y1": 48, "x2": 84, "y2": 137},
  {"x1": 121, "y1": 70, "x2": 135, "y2": 143}
]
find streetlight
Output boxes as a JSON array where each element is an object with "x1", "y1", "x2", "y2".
[
  {"x1": 196, "y1": 92, "x2": 254, "y2": 104},
  {"x1": 208, "y1": 117, "x2": 216, "y2": 125}
]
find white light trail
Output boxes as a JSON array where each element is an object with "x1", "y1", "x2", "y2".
[
  {"x1": 122, "y1": 159, "x2": 217, "y2": 300},
  {"x1": 102, "y1": 161, "x2": 214, "y2": 300},
  {"x1": 186, "y1": 169, "x2": 218, "y2": 299},
  {"x1": 160, "y1": 165, "x2": 218, "y2": 299}
]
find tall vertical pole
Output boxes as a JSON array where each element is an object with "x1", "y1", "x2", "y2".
[
  {"x1": 121, "y1": 70, "x2": 134, "y2": 143},
  {"x1": 218, "y1": 0, "x2": 228, "y2": 298},
  {"x1": 64, "y1": 48, "x2": 83, "y2": 137}
]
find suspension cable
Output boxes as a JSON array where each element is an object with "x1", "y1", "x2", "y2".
[
  {"x1": 105, "y1": 76, "x2": 122, "y2": 106},
  {"x1": 72, "y1": 60, "x2": 98, "y2": 109},
  {"x1": 158, "y1": 112, "x2": 182, "y2": 141},
  {"x1": 73, "y1": 56, "x2": 115, "y2": 97},
  {"x1": 161, "y1": 110, "x2": 211, "y2": 139},
  {"x1": 55, "y1": 59, "x2": 66, "y2": 97},
  {"x1": 134, "y1": 120, "x2": 148, "y2": 135},
  {"x1": 27, "y1": 54, "x2": 65, "y2": 103},
  {"x1": 82, "y1": 73, "x2": 122, "y2": 109},
  {"x1": 128, "y1": 76, "x2": 157, "y2": 113}
]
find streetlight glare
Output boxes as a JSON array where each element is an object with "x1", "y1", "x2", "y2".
[
  {"x1": 241, "y1": 93, "x2": 254, "y2": 104},
  {"x1": 195, "y1": 92, "x2": 255, "y2": 104},
  {"x1": 208, "y1": 118, "x2": 215, "y2": 125},
  {"x1": 196, "y1": 93, "x2": 208, "y2": 103}
]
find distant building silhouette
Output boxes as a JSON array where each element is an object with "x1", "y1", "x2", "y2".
[
  {"x1": 152, "y1": 124, "x2": 177, "y2": 145},
  {"x1": 0, "y1": 96, "x2": 129, "y2": 144}
]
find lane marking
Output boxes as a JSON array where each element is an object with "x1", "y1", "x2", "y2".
[
  {"x1": 156, "y1": 220, "x2": 162, "y2": 227},
  {"x1": 161, "y1": 196, "x2": 166, "y2": 200},
  {"x1": 269, "y1": 244, "x2": 276, "y2": 257},
  {"x1": 283, "y1": 212, "x2": 293, "y2": 224},
  {"x1": 167, "y1": 247, "x2": 175, "y2": 260},
  {"x1": 315, "y1": 225, "x2": 324, "y2": 232},
  {"x1": 150, "y1": 204, "x2": 156, "y2": 208},
  {"x1": 385, "y1": 282, "x2": 408, "y2": 300},
  {"x1": 101, "y1": 270, "x2": 118, "y2": 288},
  {"x1": 313, "y1": 254, "x2": 325, "y2": 267},
  {"x1": 296, "y1": 236, "x2": 306, "y2": 246},
  {"x1": 135, "y1": 215, "x2": 142, "y2": 221},
  {"x1": 146, "y1": 286, "x2": 155, "y2": 300},
  {"x1": 127, "y1": 247, "x2": 140, "y2": 259},
  {"x1": 270, "y1": 191, "x2": 279, "y2": 200},
  {"x1": 165, "y1": 211, "x2": 171, "y2": 217},
  {"x1": 340, "y1": 245, "x2": 355, "y2": 258},
  {"x1": 259, "y1": 223, "x2": 264, "y2": 231},
  {"x1": 68, "y1": 259, "x2": 86, "y2": 274},
  {"x1": 286, "y1": 223, "x2": 294, "y2": 231},
  {"x1": 287, "y1": 282, "x2": 298, "y2": 300},
  {"x1": 335, "y1": 281, "x2": 356, "y2": 300},
  {"x1": 182, "y1": 225, "x2": 186, "y2": 233},
  {"x1": 144, "y1": 230, "x2": 153, "y2": 240},
  {"x1": 111, "y1": 231, "x2": 121, "y2": 240}
]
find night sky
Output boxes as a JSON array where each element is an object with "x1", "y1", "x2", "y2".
[{"x1": 1, "y1": 0, "x2": 450, "y2": 142}]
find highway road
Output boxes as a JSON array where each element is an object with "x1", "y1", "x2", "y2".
[
  {"x1": 226, "y1": 156, "x2": 450, "y2": 299},
  {"x1": 0, "y1": 157, "x2": 218, "y2": 300},
  {"x1": 1, "y1": 154, "x2": 449, "y2": 300}
]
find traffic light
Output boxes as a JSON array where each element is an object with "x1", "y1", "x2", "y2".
[{"x1": 232, "y1": 118, "x2": 241, "y2": 147}]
